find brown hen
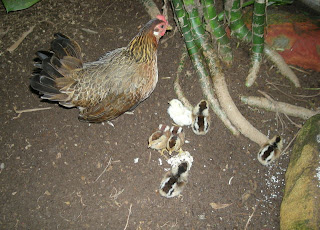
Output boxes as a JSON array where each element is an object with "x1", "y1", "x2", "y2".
[{"x1": 30, "y1": 15, "x2": 169, "y2": 122}]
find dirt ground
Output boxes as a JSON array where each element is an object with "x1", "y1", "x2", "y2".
[{"x1": 0, "y1": 0, "x2": 319, "y2": 229}]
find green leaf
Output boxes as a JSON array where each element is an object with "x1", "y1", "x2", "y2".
[{"x1": 2, "y1": 0, "x2": 41, "y2": 12}]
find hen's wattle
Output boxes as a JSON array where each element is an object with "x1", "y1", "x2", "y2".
[{"x1": 30, "y1": 16, "x2": 169, "y2": 122}]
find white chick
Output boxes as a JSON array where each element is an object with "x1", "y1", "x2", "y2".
[
  {"x1": 257, "y1": 135, "x2": 283, "y2": 166},
  {"x1": 159, "y1": 162, "x2": 189, "y2": 198},
  {"x1": 167, "y1": 99, "x2": 192, "y2": 126}
]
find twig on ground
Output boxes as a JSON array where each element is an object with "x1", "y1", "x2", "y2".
[
  {"x1": 94, "y1": 157, "x2": 112, "y2": 182},
  {"x1": 123, "y1": 203, "x2": 132, "y2": 230},
  {"x1": 7, "y1": 25, "x2": 36, "y2": 53},
  {"x1": 282, "y1": 131, "x2": 299, "y2": 155},
  {"x1": 288, "y1": 65, "x2": 311, "y2": 74},
  {"x1": 13, "y1": 106, "x2": 52, "y2": 119},
  {"x1": 266, "y1": 79, "x2": 308, "y2": 102},
  {"x1": 244, "y1": 201, "x2": 259, "y2": 230}
]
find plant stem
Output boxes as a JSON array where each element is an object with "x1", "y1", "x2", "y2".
[
  {"x1": 246, "y1": 0, "x2": 266, "y2": 87},
  {"x1": 202, "y1": 0, "x2": 233, "y2": 65},
  {"x1": 172, "y1": 0, "x2": 239, "y2": 135}
]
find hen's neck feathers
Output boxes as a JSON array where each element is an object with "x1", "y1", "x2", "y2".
[{"x1": 127, "y1": 19, "x2": 162, "y2": 63}]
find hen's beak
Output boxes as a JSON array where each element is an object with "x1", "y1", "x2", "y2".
[{"x1": 166, "y1": 24, "x2": 173, "y2": 31}]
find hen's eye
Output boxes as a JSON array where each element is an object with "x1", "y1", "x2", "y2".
[{"x1": 160, "y1": 25, "x2": 164, "y2": 29}]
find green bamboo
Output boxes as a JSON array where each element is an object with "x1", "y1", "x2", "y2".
[
  {"x1": 171, "y1": 0, "x2": 239, "y2": 135},
  {"x1": 182, "y1": 0, "x2": 221, "y2": 75},
  {"x1": 245, "y1": 0, "x2": 266, "y2": 87},
  {"x1": 252, "y1": 0, "x2": 266, "y2": 59},
  {"x1": 226, "y1": 0, "x2": 251, "y2": 43},
  {"x1": 218, "y1": 0, "x2": 293, "y2": 21},
  {"x1": 202, "y1": 0, "x2": 233, "y2": 65}
]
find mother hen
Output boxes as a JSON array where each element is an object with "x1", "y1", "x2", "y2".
[{"x1": 30, "y1": 15, "x2": 170, "y2": 122}]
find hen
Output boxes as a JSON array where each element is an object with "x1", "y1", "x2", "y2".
[{"x1": 30, "y1": 15, "x2": 170, "y2": 122}]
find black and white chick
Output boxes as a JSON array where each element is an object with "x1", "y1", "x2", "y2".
[
  {"x1": 148, "y1": 124, "x2": 171, "y2": 156},
  {"x1": 159, "y1": 162, "x2": 189, "y2": 198},
  {"x1": 167, "y1": 99, "x2": 192, "y2": 126},
  {"x1": 257, "y1": 135, "x2": 283, "y2": 166},
  {"x1": 192, "y1": 100, "x2": 210, "y2": 135},
  {"x1": 167, "y1": 126, "x2": 185, "y2": 155}
]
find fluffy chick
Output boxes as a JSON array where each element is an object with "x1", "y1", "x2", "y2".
[
  {"x1": 159, "y1": 162, "x2": 189, "y2": 198},
  {"x1": 167, "y1": 99, "x2": 192, "y2": 126},
  {"x1": 192, "y1": 100, "x2": 210, "y2": 135},
  {"x1": 167, "y1": 126, "x2": 185, "y2": 155},
  {"x1": 257, "y1": 135, "x2": 283, "y2": 166},
  {"x1": 148, "y1": 124, "x2": 170, "y2": 156}
]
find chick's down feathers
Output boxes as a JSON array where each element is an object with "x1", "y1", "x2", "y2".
[{"x1": 30, "y1": 16, "x2": 169, "y2": 123}]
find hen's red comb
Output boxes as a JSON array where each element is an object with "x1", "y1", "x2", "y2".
[{"x1": 156, "y1": 15, "x2": 168, "y2": 24}]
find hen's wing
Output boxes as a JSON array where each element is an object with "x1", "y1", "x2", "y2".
[{"x1": 73, "y1": 48, "x2": 155, "y2": 122}]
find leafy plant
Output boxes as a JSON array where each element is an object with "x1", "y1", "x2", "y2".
[{"x1": 1, "y1": 0, "x2": 41, "y2": 12}]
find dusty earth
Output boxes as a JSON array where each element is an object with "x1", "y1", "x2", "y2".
[{"x1": 0, "y1": 0, "x2": 319, "y2": 229}]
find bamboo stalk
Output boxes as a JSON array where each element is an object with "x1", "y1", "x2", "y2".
[
  {"x1": 246, "y1": 0, "x2": 266, "y2": 87},
  {"x1": 172, "y1": 0, "x2": 239, "y2": 135},
  {"x1": 226, "y1": 0, "x2": 300, "y2": 87},
  {"x1": 202, "y1": 0, "x2": 233, "y2": 65}
]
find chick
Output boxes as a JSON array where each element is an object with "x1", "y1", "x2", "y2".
[
  {"x1": 167, "y1": 126, "x2": 185, "y2": 155},
  {"x1": 159, "y1": 162, "x2": 189, "y2": 198},
  {"x1": 167, "y1": 99, "x2": 192, "y2": 126},
  {"x1": 148, "y1": 124, "x2": 170, "y2": 157},
  {"x1": 192, "y1": 100, "x2": 210, "y2": 135},
  {"x1": 257, "y1": 135, "x2": 283, "y2": 166}
]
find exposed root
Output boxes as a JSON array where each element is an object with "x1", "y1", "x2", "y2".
[
  {"x1": 241, "y1": 96, "x2": 319, "y2": 120},
  {"x1": 246, "y1": 59, "x2": 261, "y2": 87},
  {"x1": 174, "y1": 50, "x2": 193, "y2": 110},
  {"x1": 264, "y1": 44, "x2": 300, "y2": 87},
  {"x1": 139, "y1": 0, "x2": 161, "y2": 18},
  {"x1": 213, "y1": 72, "x2": 269, "y2": 146}
]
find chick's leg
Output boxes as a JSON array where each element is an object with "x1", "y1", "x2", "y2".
[{"x1": 158, "y1": 149, "x2": 168, "y2": 159}]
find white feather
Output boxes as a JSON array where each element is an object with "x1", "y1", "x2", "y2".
[{"x1": 167, "y1": 99, "x2": 192, "y2": 126}]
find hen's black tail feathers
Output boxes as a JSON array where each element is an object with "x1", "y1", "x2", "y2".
[{"x1": 30, "y1": 33, "x2": 83, "y2": 104}]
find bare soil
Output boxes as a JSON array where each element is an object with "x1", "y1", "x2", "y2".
[{"x1": 0, "y1": 0, "x2": 319, "y2": 229}]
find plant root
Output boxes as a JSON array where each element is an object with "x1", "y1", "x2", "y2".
[
  {"x1": 264, "y1": 44, "x2": 301, "y2": 87},
  {"x1": 241, "y1": 96, "x2": 319, "y2": 120},
  {"x1": 213, "y1": 72, "x2": 269, "y2": 146}
]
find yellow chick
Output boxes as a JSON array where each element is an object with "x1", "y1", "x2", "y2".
[
  {"x1": 148, "y1": 124, "x2": 171, "y2": 157},
  {"x1": 167, "y1": 126, "x2": 185, "y2": 155}
]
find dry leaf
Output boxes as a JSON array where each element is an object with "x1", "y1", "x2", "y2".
[
  {"x1": 241, "y1": 191, "x2": 252, "y2": 203},
  {"x1": 44, "y1": 190, "x2": 51, "y2": 196},
  {"x1": 56, "y1": 152, "x2": 62, "y2": 159},
  {"x1": 210, "y1": 202, "x2": 232, "y2": 209},
  {"x1": 64, "y1": 201, "x2": 70, "y2": 206}
]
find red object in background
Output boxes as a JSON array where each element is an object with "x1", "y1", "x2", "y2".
[{"x1": 265, "y1": 22, "x2": 320, "y2": 72}]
